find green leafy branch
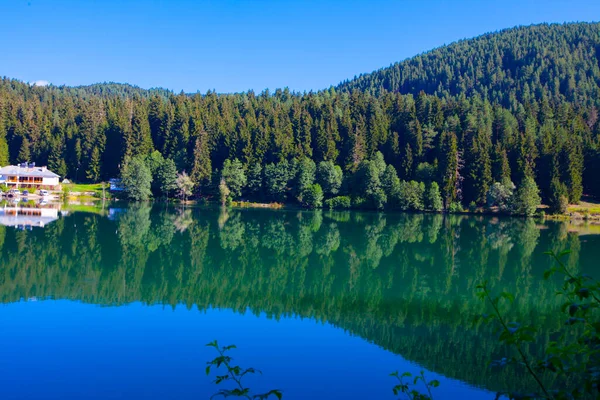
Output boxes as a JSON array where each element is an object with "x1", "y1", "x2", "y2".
[
  {"x1": 476, "y1": 250, "x2": 600, "y2": 400},
  {"x1": 390, "y1": 370, "x2": 439, "y2": 400},
  {"x1": 205, "y1": 340, "x2": 282, "y2": 400}
]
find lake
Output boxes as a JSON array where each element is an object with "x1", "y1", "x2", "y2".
[{"x1": 0, "y1": 204, "x2": 598, "y2": 399}]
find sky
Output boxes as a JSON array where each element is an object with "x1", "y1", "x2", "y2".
[{"x1": 1, "y1": 0, "x2": 599, "y2": 93}]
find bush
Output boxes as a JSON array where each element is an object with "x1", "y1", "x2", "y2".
[
  {"x1": 448, "y1": 201, "x2": 463, "y2": 213},
  {"x1": 325, "y1": 196, "x2": 351, "y2": 209},
  {"x1": 468, "y1": 201, "x2": 477, "y2": 212},
  {"x1": 352, "y1": 196, "x2": 366, "y2": 209},
  {"x1": 301, "y1": 183, "x2": 323, "y2": 209}
]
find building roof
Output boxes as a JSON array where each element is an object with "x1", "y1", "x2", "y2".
[{"x1": 0, "y1": 165, "x2": 60, "y2": 178}]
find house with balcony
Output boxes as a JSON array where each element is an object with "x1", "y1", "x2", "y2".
[{"x1": 0, "y1": 163, "x2": 61, "y2": 190}]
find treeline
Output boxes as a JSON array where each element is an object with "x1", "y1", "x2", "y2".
[{"x1": 0, "y1": 23, "x2": 599, "y2": 212}]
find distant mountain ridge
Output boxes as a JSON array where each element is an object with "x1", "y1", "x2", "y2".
[{"x1": 337, "y1": 22, "x2": 600, "y2": 106}]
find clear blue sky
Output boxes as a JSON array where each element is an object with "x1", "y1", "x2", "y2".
[{"x1": 1, "y1": 0, "x2": 599, "y2": 93}]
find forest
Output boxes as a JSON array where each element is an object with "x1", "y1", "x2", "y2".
[{"x1": 1, "y1": 22, "x2": 599, "y2": 213}]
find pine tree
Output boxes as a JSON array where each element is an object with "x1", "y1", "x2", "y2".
[
  {"x1": 18, "y1": 137, "x2": 30, "y2": 163},
  {"x1": 190, "y1": 131, "x2": 212, "y2": 193},
  {"x1": 129, "y1": 104, "x2": 154, "y2": 157},
  {"x1": 86, "y1": 147, "x2": 101, "y2": 182},
  {"x1": 0, "y1": 135, "x2": 9, "y2": 166},
  {"x1": 439, "y1": 132, "x2": 461, "y2": 208}
]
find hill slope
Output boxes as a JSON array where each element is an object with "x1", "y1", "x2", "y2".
[{"x1": 338, "y1": 22, "x2": 600, "y2": 107}]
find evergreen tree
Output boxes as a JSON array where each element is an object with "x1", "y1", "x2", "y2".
[
  {"x1": 439, "y1": 132, "x2": 461, "y2": 208},
  {"x1": 511, "y1": 176, "x2": 541, "y2": 216},
  {"x1": 190, "y1": 131, "x2": 212, "y2": 193},
  {"x1": 425, "y1": 182, "x2": 444, "y2": 211},
  {"x1": 86, "y1": 147, "x2": 101, "y2": 182},
  {"x1": 156, "y1": 158, "x2": 178, "y2": 198},
  {"x1": 18, "y1": 137, "x2": 30, "y2": 163},
  {"x1": 0, "y1": 136, "x2": 8, "y2": 166},
  {"x1": 246, "y1": 163, "x2": 263, "y2": 199}
]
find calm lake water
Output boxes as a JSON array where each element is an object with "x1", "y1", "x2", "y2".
[{"x1": 0, "y1": 205, "x2": 598, "y2": 399}]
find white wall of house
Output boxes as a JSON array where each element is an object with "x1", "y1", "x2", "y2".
[{"x1": 42, "y1": 177, "x2": 60, "y2": 186}]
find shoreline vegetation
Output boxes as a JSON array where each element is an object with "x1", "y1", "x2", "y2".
[{"x1": 56, "y1": 175, "x2": 600, "y2": 222}]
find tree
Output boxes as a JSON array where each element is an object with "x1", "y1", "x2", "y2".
[
  {"x1": 219, "y1": 178, "x2": 230, "y2": 205},
  {"x1": 190, "y1": 131, "x2": 212, "y2": 193},
  {"x1": 246, "y1": 163, "x2": 263, "y2": 199},
  {"x1": 156, "y1": 158, "x2": 178, "y2": 198},
  {"x1": 294, "y1": 157, "x2": 316, "y2": 202},
  {"x1": 381, "y1": 165, "x2": 400, "y2": 205},
  {"x1": 86, "y1": 147, "x2": 101, "y2": 182},
  {"x1": 439, "y1": 132, "x2": 461, "y2": 208},
  {"x1": 121, "y1": 156, "x2": 153, "y2": 201},
  {"x1": 486, "y1": 182, "x2": 514, "y2": 212},
  {"x1": 425, "y1": 182, "x2": 444, "y2": 211},
  {"x1": 511, "y1": 176, "x2": 541, "y2": 216},
  {"x1": 264, "y1": 160, "x2": 293, "y2": 202},
  {"x1": 18, "y1": 137, "x2": 30, "y2": 163},
  {"x1": 356, "y1": 161, "x2": 387, "y2": 209},
  {"x1": 0, "y1": 136, "x2": 8, "y2": 166},
  {"x1": 128, "y1": 103, "x2": 154, "y2": 157},
  {"x1": 316, "y1": 161, "x2": 343, "y2": 197},
  {"x1": 301, "y1": 183, "x2": 323, "y2": 209},
  {"x1": 145, "y1": 150, "x2": 165, "y2": 176},
  {"x1": 548, "y1": 177, "x2": 569, "y2": 214},
  {"x1": 176, "y1": 171, "x2": 195, "y2": 202},
  {"x1": 221, "y1": 159, "x2": 246, "y2": 199}
]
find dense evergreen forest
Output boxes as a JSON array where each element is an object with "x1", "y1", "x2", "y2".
[{"x1": 1, "y1": 22, "x2": 599, "y2": 212}]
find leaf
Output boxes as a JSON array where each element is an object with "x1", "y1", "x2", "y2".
[
  {"x1": 429, "y1": 380, "x2": 440, "y2": 388},
  {"x1": 500, "y1": 291, "x2": 515, "y2": 303},
  {"x1": 206, "y1": 366, "x2": 211, "y2": 376}
]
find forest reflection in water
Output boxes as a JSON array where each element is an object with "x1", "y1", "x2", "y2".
[{"x1": 0, "y1": 205, "x2": 598, "y2": 396}]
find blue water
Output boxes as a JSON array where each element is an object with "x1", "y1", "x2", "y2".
[{"x1": 0, "y1": 301, "x2": 490, "y2": 399}]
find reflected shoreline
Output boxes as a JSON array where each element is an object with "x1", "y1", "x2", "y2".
[{"x1": 0, "y1": 205, "x2": 597, "y2": 395}]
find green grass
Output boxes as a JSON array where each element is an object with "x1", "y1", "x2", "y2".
[
  {"x1": 568, "y1": 199, "x2": 600, "y2": 215},
  {"x1": 63, "y1": 183, "x2": 109, "y2": 198}
]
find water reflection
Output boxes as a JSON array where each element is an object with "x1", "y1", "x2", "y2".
[
  {"x1": 0, "y1": 205, "x2": 597, "y2": 395},
  {"x1": 0, "y1": 200, "x2": 61, "y2": 229}
]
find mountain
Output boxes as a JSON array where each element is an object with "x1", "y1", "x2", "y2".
[
  {"x1": 0, "y1": 22, "x2": 599, "y2": 209},
  {"x1": 338, "y1": 22, "x2": 600, "y2": 107}
]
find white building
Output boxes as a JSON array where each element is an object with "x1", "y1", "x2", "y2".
[{"x1": 0, "y1": 163, "x2": 60, "y2": 190}]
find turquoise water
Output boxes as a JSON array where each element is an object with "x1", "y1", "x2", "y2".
[{"x1": 0, "y1": 205, "x2": 597, "y2": 399}]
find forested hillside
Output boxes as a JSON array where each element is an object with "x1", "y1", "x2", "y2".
[{"x1": 0, "y1": 22, "x2": 599, "y2": 212}]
